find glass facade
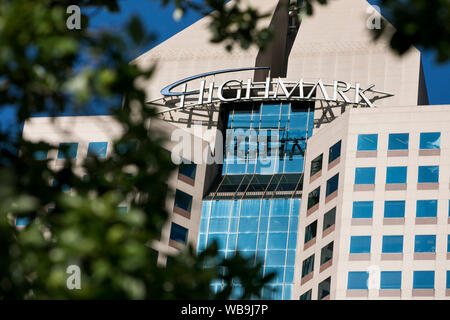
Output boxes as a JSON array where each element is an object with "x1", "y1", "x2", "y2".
[
  {"x1": 223, "y1": 103, "x2": 314, "y2": 175},
  {"x1": 198, "y1": 198, "x2": 300, "y2": 300}
]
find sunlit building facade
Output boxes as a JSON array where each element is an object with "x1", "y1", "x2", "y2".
[{"x1": 22, "y1": 0, "x2": 450, "y2": 300}]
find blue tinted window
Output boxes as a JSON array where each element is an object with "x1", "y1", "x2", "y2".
[
  {"x1": 382, "y1": 235, "x2": 403, "y2": 253},
  {"x1": 179, "y1": 163, "x2": 197, "y2": 180},
  {"x1": 380, "y1": 271, "x2": 402, "y2": 289},
  {"x1": 301, "y1": 255, "x2": 315, "y2": 278},
  {"x1": 260, "y1": 104, "x2": 280, "y2": 128},
  {"x1": 237, "y1": 233, "x2": 258, "y2": 250},
  {"x1": 357, "y1": 134, "x2": 378, "y2": 151},
  {"x1": 418, "y1": 166, "x2": 439, "y2": 183},
  {"x1": 413, "y1": 271, "x2": 434, "y2": 289},
  {"x1": 352, "y1": 201, "x2": 373, "y2": 219},
  {"x1": 16, "y1": 217, "x2": 31, "y2": 227},
  {"x1": 386, "y1": 166, "x2": 407, "y2": 184},
  {"x1": 384, "y1": 201, "x2": 405, "y2": 218},
  {"x1": 414, "y1": 235, "x2": 436, "y2": 253},
  {"x1": 174, "y1": 190, "x2": 193, "y2": 212},
  {"x1": 420, "y1": 132, "x2": 440, "y2": 149},
  {"x1": 224, "y1": 103, "x2": 313, "y2": 175},
  {"x1": 416, "y1": 200, "x2": 437, "y2": 218},
  {"x1": 118, "y1": 206, "x2": 128, "y2": 213},
  {"x1": 347, "y1": 272, "x2": 368, "y2": 290},
  {"x1": 447, "y1": 271, "x2": 450, "y2": 289},
  {"x1": 388, "y1": 133, "x2": 409, "y2": 150},
  {"x1": 34, "y1": 150, "x2": 48, "y2": 160},
  {"x1": 57, "y1": 142, "x2": 78, "y2": 159},
  {"x1": 117, "y1": 141, "x2": 137, "y2": 155},
  {"x1": 355, "y1": 167, "x2": 376, "y2": 184},
  {"x1": 326, "y1": 174, "x2": 339, "y2": 196},
  {"x1": 350, "y1": 236, "x2": 371, "y2": 254},
  {"x1": 328, "y1": 141, "x2": 341, "y2": 164},
  {"x1": 170, "y1": 223, "x2": 188, "y2": 243},
  {"x1": 87, "y1": 142, "x2": 108, "y2": 158}
]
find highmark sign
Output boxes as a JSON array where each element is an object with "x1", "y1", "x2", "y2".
[{"x1": 151, "y1": 67, "x2": 393, "y2": 114}]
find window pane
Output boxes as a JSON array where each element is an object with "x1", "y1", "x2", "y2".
[
  {"x1": 447, "y1": 271, "x2": 450, "y2": 289},
  {"x1": 326, "y1": 174, "x2": 339, "y2": 196},
  {"x1": 299, "y1": 289, "x2": 312, "y2": 300},
  {"x1": 174, "y1": 189, "x2": 193, "y2": 212},
  {"x1": 320, "y1": 241, "x2": 333, "y2": 265},
  {"x1": 352, "y1": 201, "x2": 373, "y2": 219},
  {"x1": 418, "y1": 166, "x2": 439, "y2": 183},
  {"x1": 350, "y1": 236, "x2": 371, "y2": 254},
  {"x1": 307, "y1": 187, "x2": 320, "y2": 210},
  {"x1": 16, "y1": 216, "x2": 31, "y2": 227},
  {"x1": 384, "y1": 201, "x2": 405, "y2": 218},
  {"x1": 420, "y1": 132, "x2": 440, "y2": 149},
  {"x1": 179, "y1": 163, "x2": 197, "y2": 179},
  {"x1": 87, "y1": 142, "x2": 108, "y2": 158},
  {"x1": 413, "y1": 271, "x2": 434, "y2": 289},
  {"x1": 355, "y1": 167, "x2": 376, "y2": 184},
  {"x1": 34, "y1": 150, "x2": 48, "y2": 160},
  {"x1": 57, "y1": 142, "x2": 78, "y2": 159},
  {"x1": 414, "y1": 235, "x2": 436, "y2": 252},
  {"x1": 323, "y1": 207, "x2": 336, "y2": 230},
  {"x1": 380, "y1": 271, "x2": 402, "y2": 289},
  {"x1": 328, "y1": 141, "x2": 341, "y2": 164},
  {"x1": 318, "y1": 277, "x2": 331, "y2": 299},
  {"x1": 310, "y1": 154, "x2": 323, "y2": 177},
  {"x1": 304, "y1": 221, "x2": 317, "y2": 243},
  {"x1": 260, "y1": 104, "x2": 280, "y2": 128},
  {"x1": 347, "y1": 272, "x2": 368, "y2": 290},
  {"x1": 301, "y1": 254, "x2": 315, "y2": 278},
  {"x1": 382, "y1": 235, "x2": 403, "y2": 253},
  {"x1": 386, "y1": 166, "x2": 407, "y2": 184},
  {"x1": 267, "y1": 233, "x2": 288, "y2": 249},
  {"x1": 170, "y1": 223, "x2": 188, "y2": 243},
  {"x1": 357, "y1": 134, "x2": 378, "y2": 151},
  {"x1": 388, "y1": 133, "x2": 409, "y2": 150},
  {"x1": 416, "y1": 200, "x2": 437, "y2": 218}
]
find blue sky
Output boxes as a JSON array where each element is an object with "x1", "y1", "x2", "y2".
[{"x1": 2, "y1": 0, "x2": 449, "y2": 135}]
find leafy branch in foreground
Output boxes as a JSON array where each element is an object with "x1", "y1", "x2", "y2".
[{"x1": 0, "y1": 0, "x2": 274, "y2": 299}]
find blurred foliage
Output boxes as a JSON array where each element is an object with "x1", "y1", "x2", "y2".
[
  {"x1": 374, "y1": 0, "x2": 450, "y2": 62},
  {"x1": 293, "y1": 0, "x2": 450, "y2": 63},
  {"x1": 1, "y1": 0, "x2": 448, "y2": 301},
  {"x1": 0, "y1": 0, "x2": 274, "y2": 299}
]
